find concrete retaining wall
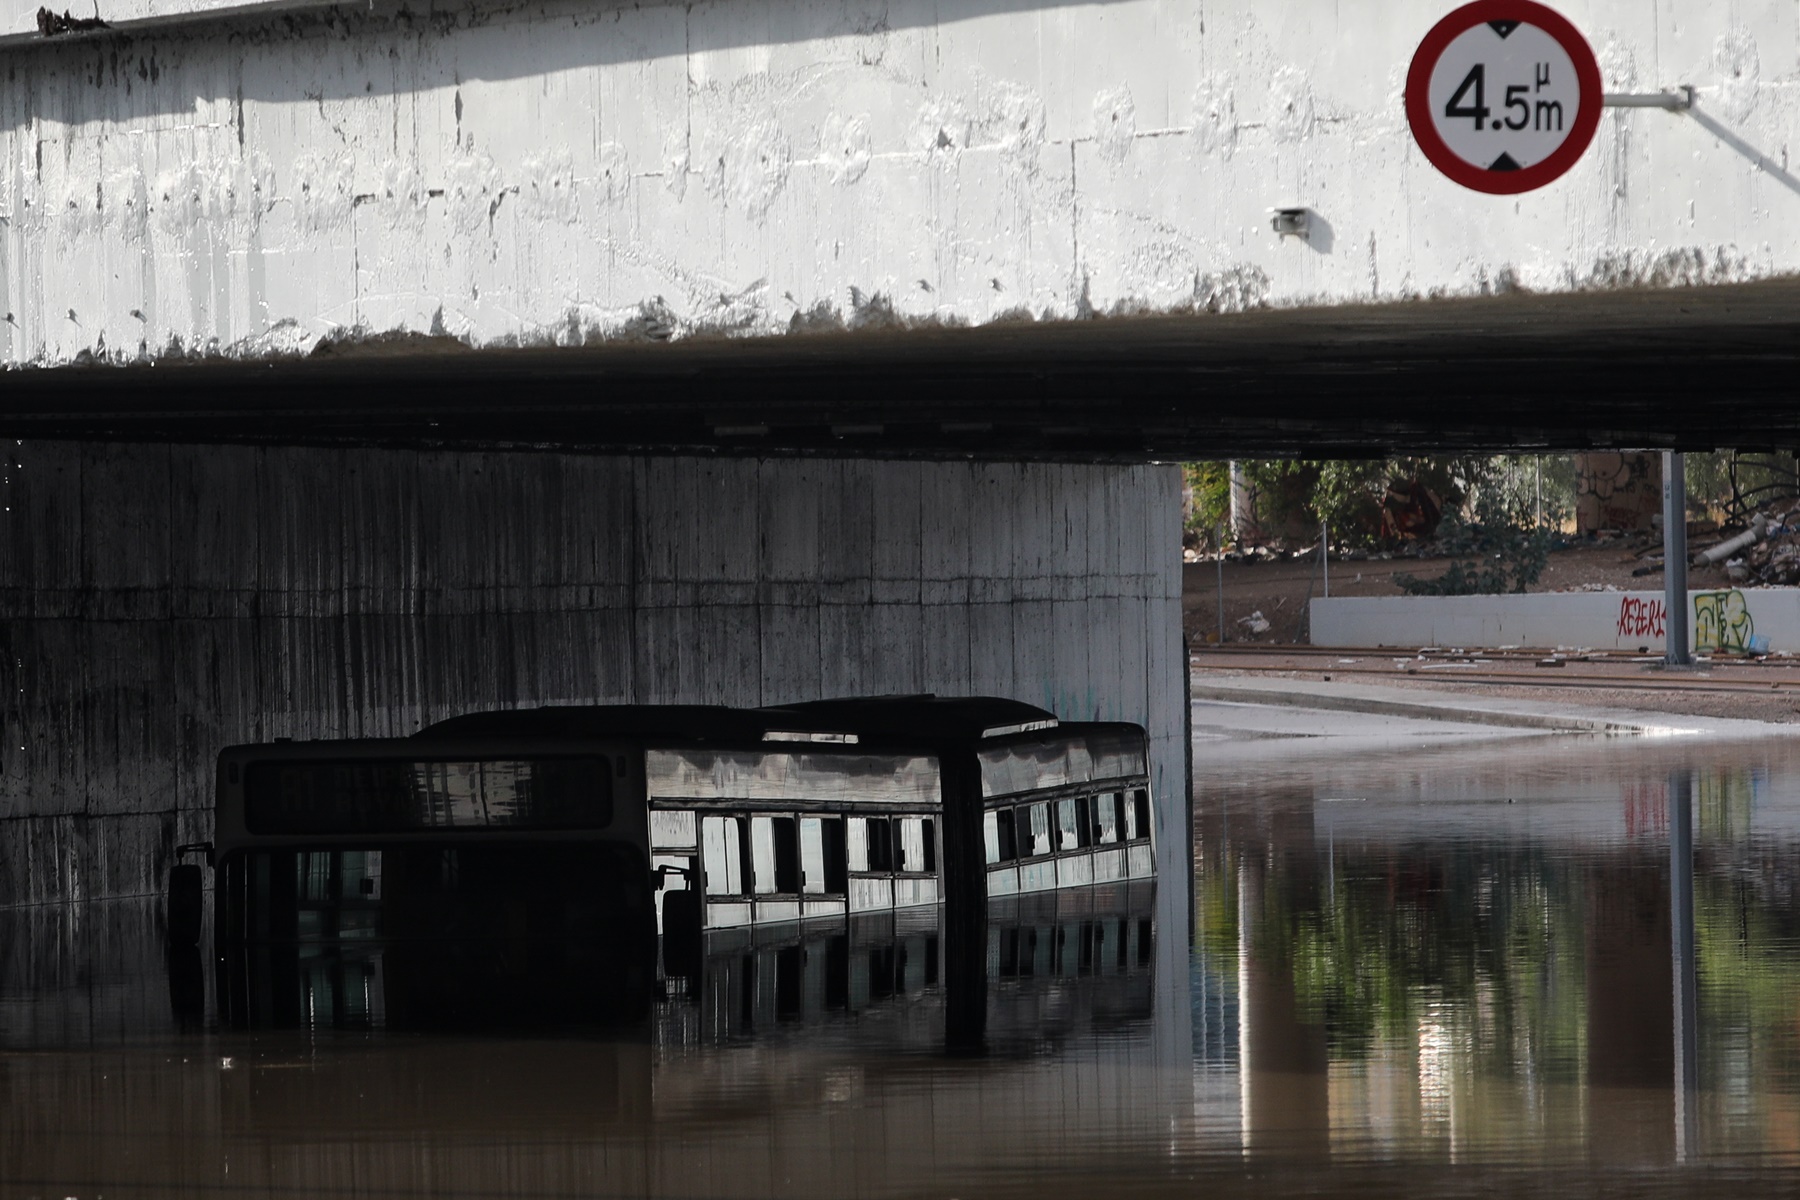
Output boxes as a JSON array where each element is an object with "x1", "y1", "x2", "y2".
[
  {"x1": 1311, "y1": 588, "x2": 1800, "y2": 654},
  {"x1": 0, "y1": 444, "x2": 1183, "y2": 908}
]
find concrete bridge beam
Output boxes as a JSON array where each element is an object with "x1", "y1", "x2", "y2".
[{"x1": 0, "y1": 0, "x2": 1794, "y2": 371}]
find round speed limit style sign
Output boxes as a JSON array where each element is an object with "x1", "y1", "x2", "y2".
[{"x1": 1405, "y1": 0, "x2": 1602, "y2": 194}]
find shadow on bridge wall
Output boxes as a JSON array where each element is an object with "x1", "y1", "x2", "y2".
[
  {"x1": 0, "y1": 443, "x2": 1183, "y2": 909},
  {"x1": 1, "y1": 0, "x2": 1142, "y2": 115},
  {"x1": 1683, "y1": 106, "x2": 1800, "y2": 201}
]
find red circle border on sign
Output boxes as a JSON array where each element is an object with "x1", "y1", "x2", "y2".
[{"x1": 1404, "y1": 0, "x2": 1603, "y2": 195}]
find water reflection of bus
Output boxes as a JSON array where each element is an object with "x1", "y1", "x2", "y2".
[
  {"x1": 661, "y1": 883, "x2": 1155, "y2": 1053},
  {"x1": 195, "y1": 696, "x2": 1155, "y2": 1029},
  {"x1": 218, "y1": 880, "x2": 1156, "y2": 1055}
]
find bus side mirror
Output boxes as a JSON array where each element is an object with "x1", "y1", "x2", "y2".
[
  {"x1": 167, "y1": 864, "x2": 203, "y2": 947},
  {"x1": 660, "y1": 888, "x2": 702, "y2": 980},
  {"x1": 167, "y1": 842, "x2": 212, "y2": 948}
]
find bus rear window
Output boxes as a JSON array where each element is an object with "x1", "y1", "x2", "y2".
[{"x1": 244, "y1": 758, "x2": 612, "y2": 834}]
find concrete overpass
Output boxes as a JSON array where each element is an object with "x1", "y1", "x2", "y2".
[
  {"x1": 2, "y1": 0, "x2": 1797, "y2": 917},
  {"x1": 6, "y1": 279, "x2": 1800, "y2": 455},
  {"x1": 0, "y1": 0, "x2": 1792, "y2": 366}
]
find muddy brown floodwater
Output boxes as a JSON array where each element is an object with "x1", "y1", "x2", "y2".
[{"x1": 10, "y1": 729, "x2": 1800, "y2": 1198}]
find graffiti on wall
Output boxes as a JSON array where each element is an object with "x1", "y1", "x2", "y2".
[
  {"x1": 1694, "y1": 589, "x2": 1756, "y2": 654},
  {"x1": 1617, "y1": 596, "x2": 1666, "y2": 640},
  {"x1": 1576, "y1": 452, "x2": 1662, "y2": 534}
]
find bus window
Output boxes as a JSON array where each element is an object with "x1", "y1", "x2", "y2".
[
  {"x1": 847, "y1": 819, "x2": 869, "y2": 872},
  {"x1": 748, "y1": 816, "x2": 802, "y2": 894},
  {"x1": 898, "y1": 818, "x2": 927, "y2": 874},
  {"x1": 702, "y1": 816, "x2": 745, "y2": 896},
  {"x1": 1019, "y1": 804, "x2": 1051, "y2": 858},
  {"x1": 1055, "y1": 798, "x2": 1087, "y2": 852},
  {"x1": 650, "y1": 810, "x2": 696, "y2": 849},
  {"x1": 823, "y1": 820, "x2": 847, "y2": 891},
  {"x1": 1125, "y1": 790, "x2": 1151, "y2": 841},
  {"x1": 772, "y1": 817, "x2": 800, "y2": 894},
  {"x1": 246, "y1": 757, "x2": 610, "y2": 834},
  {"x1": 228, "y1": 844, "x2": 647, "y2": 947},
  {"x1": 800, "y1": 818, "x2": 824, "y2": 893},
  {"x1": 750, "y1": 818, "x2": 778, "y2": 894},
  {"x1": 1092, "y1": 793, "x2": 1119, "y2": 844},
  {"x1": 800, "y1": 817, "x2": 848, "y2": 894},
  {"x1": 867, "y1": 818, "x2": 894, "y2": 872},
  {"x1": 921, "y1": 818, "x2": 937, "y2": 873},
  {"x1": 984, "y1": 810, "x2": 1016, "y2": 865}
]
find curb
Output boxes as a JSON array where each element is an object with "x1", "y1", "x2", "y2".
[{"x1": 1188, "y1": 681, "x2": 1650, "y2": 735}]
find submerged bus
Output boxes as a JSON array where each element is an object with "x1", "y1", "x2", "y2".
[{"x1": 190, "y1": 696, "x2": 1155, "y2": 1019}]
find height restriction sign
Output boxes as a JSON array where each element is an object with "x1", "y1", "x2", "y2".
[{"x1": 1405, "y1": 0, "x2": 1602, "y2": 194}]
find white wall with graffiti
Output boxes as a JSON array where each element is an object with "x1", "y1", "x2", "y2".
[{"x1": 1311, "y1": 588, "x2": 1800, "y2": 655}]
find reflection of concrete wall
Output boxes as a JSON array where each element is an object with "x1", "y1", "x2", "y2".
[
  {"x1": 1237, "y1": 822, "x2": 1330, "y2": 1158},
  {"x1": 0, "y1": 444, "x2": 1182, "y2": 908},
  {"x1": 1576, "y1": 453, "x2": 1662, "y2": 534},
  {"x1": 1584, "y1": 856, "x2": 1675, "y2": 1164}
]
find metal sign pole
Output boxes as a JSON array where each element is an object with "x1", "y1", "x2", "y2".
[
  {"x1": 1216, "y1": 524, "x2": 1226, "y2": 644},
  {"x1": 1663, "y1": 452, "x2": 1690, "y2": 665},
  {"x1": 1320, "y1": 519, "x2": 1329, "y2": 598}
]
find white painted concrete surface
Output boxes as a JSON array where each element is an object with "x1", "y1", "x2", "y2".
[
  {"x1": 1311, "y1": 587, "x2": 1800, "y2": 654},
  {"x1": 0, "y1": 0, "x2": 1795, "y2": 366}
]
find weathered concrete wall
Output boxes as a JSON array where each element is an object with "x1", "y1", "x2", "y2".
[
  {"x1": 1575, "y1": 453, "x2": 1662, "y2": 534},
  {"x1": 0, "y1": 444, "x2": 1183, "y2": 907},
  {"x1": 1311, "y1": 586, "x2": 1800, "y2": 654},
  {"x1": 0, "y1": 0, "x2": 1794, "y2": 368}
]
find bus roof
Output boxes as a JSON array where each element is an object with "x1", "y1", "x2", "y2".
[{"x1": 415, "y1": 695, "x2": 1061, "y2": 748}]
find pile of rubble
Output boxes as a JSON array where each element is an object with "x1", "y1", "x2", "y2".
[{"x1": 1693, "y1": 500, "x2": 1800, "y2": 586}]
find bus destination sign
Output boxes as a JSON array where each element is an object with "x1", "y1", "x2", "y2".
[{"x1": 1405, "y1": 0, "x2": 1602, "y2": 194}]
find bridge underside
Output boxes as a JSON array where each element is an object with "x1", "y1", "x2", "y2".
[{"x1": 7, "y1": 279, "x2": 1797, "y2": 459}]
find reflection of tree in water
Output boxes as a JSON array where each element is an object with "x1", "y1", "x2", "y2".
[
  {"x1": 1697, "y1": 842, "x2": 1800, "y2": 1096},
  {"x1": 1697, "y1": 765, "x2": 1761, "y2": 843},
  {"x1": 1253, "y1": 842, "x2": 1588, "y2": 1078},
  {"x1": 1196, "y1": 762, "x2": 1800, "y2": 1120},
  {"x1": 1685, "y1": 764, "x2": 1800, "y2": 1109}
]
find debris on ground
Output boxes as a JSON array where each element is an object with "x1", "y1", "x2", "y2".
[{"x1": 1692, "y1": 500, "x2": 1800, "y2": 586}]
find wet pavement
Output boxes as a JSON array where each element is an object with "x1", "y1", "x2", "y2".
[{"x1": 10, "y1": 718, "x2": 1800, "y2": 1197}]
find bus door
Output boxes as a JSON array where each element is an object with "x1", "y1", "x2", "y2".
[{"x1": 648, "y1": 809, "x2": 702, "y2": 980}]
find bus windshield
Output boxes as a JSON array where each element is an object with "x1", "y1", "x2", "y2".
[{"x1": 244, "y1": 757, "x2": 612, "y2": 835}]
